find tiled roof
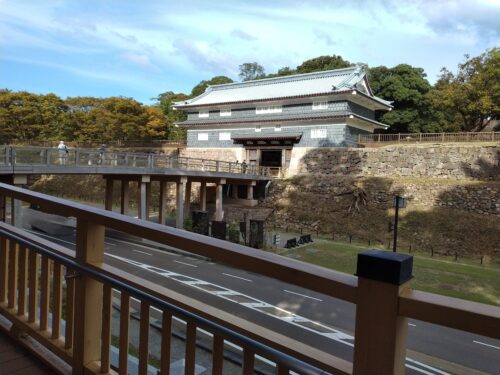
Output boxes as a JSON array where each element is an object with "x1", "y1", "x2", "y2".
[
  {"x1": 178, "y1": 112, "x2": 388, "y2": 128},
  {"x1": 231, "y1": 133, "x2": 303, "y2": 141},
  {"x1": 174, "y1": 66, "x2": 391, "y2": 108}
]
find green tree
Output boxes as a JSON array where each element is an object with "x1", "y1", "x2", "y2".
[
  {"x1": 295, "y1": 55, "x2": 353, "y2": 74},
  {"x1": 368, "y1": 64, "x2": 439, "y2": 133},
  {"x1": 154, "y1": 91, "x2": 189, "y2": 141},
  {"x1": 431, "y1": 48, "x2": 500, "y2": 131},
  {"x1": 191, "y1": 76, "x2": 233, "y2": 97},
  {"x1": 238, "y1": 62, "x2": 265, "y2": 81}
]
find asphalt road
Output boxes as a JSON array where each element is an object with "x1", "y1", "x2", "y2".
[{"x1": 19, "y1": 209, "x2": 500, "y2": 375}]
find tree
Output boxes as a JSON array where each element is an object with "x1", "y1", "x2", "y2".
[
  {"x1": 191, "y1": 76, "x2": 233, "y2": 97},
  {"x1": 154, "y1": 91, "x2": 189, "y2": 141},
  {"x1": 368, "y1": 64, "x2": 439, "y2": 133},
  {"x1": 238, "y1": 62, "x2": 265, "y2": 81},
  {"x1": 431, "y1": 48, "x2": 500, "y2": 131},
  {"x1": 295, "y1": 55, "x2": 353, "y2": 74}
]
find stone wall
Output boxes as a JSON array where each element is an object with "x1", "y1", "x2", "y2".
[
  {"x1": 180, "y1": 147, "x2": 244, "y2": 162},
  {"x1": 297, "y1": 144, "x2": 500, "y2": 180}
]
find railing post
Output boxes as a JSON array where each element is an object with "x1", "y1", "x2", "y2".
[
  {"x1": 216, "y1": 161, "x2": 220, "y2": 172},
  {"x1": 353, "y1": 250, "x2": 413, "y2": 375},
  {"x1": 45, "y1": 148, "x2": 51, "y2": 165},
  {"x1": 75, "y1": 149, "x2": 80, "y2": 165},
  {"x1": 72, "y1": 219, "x2": 105, "y2": 375}
]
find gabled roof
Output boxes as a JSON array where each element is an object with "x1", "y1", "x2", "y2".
[{"x1": 174, "y1": 66, "x2": 392, "y2": 109}]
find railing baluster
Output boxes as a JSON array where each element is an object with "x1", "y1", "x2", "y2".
[
  {"x1": 17, "y1": 245, "x2": 28, "y2": 316},
  {"x1": 184, "y1": 321, "x2": 197, "y2": 375},
  {"x1": 242, "y1": 349, "x2": 255, "y2": 375},
  {"x1": 40, "y1": 255, "x2": 50, "y2": 331},
  {"x1": 119, "y1": 291, "x2": 130, "y2": 374},
  {"x1": 212, "y1": 334, "x2": 224, "y2": 375},
  {"x1": 0, "y1": 237, "x2": 7, "y2": 303},
  {"x1": 51, "y1": 262, "x2": 63, "y2": 339},
  {"x1": 160, "y1": 311, "x2": 172, "y2": 375},
  {"x1": 7, "y1": 240, "x2": 18, "y2": 309},
  {"x1": 65, "y1": 267, "x2": 75, "y2": 349},
  {"x1": 100, "y1": 284, "x2": 112, "y2": 373},
  {"x1": 28, "y1": 251, "x2": 39, "y2": 323},
  {"x1": 139, "y1": 301, "x2": 150, "y2": 375}
]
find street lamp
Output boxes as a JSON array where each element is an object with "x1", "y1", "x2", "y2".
[{"x1": 392, "y1": 195, "x2": 407, "y2": 252}]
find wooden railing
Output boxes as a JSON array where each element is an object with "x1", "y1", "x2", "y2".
[
  {"x1": 358, "y1": 131, "x2": 500, "y2": 145},
  {"x1": 0, "y1": 146, "x2": 259, "y2": 176},
  {"x1": 0, "y1": 183, "x2": 499, "y2": 375},
  {"x1": 11, "y1": 139, "x2": 187, "y2": 148}
]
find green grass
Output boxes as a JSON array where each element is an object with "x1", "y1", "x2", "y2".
[{"x1": 275, "y1": 240, "x2": 500, "y2": 307}]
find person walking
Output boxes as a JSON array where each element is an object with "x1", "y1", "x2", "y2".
[{"x1": 57, "y1": 141, "x2": 69, "y2": 165}]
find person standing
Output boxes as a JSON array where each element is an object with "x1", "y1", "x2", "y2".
[{"x1": 57, "y1": 141, "x2": 69, "y2": 165}]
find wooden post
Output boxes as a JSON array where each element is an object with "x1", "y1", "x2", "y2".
[
  {"x1": 104, "y1": 178, "x2": 113, "y2": 211},
  {"x1": 121, "y1": 180, "x2": 129, "y2": 215},
  {"x1": 72, "y1": 219, "x2": 105, "y2": 375},
  {"x1": 145, "y1": 181, "x2": 151, "y2": 221},
  {"x1": 353, "y1": 250, "x2": 413, "y2": 375},
  {"x1": 215, "y1": 180, "x2": 224, "y2": 221},
  {"x1": 200, "y1": 181, "x2": 207, "y2": 211},
  {"x1": 137, "y1": 176, "x2": 150, "y2": 220},
  {"x1": 231, "y1": 184, "x2": 238, "y2": 199},
  {"x1": 246, "y1": 185, "x2": 254, "y2": 200},
  {"x1": 159, "y1": 180, "x2": 167, "y2": 225},
  {"x1": 184, "y1": 180, "x2": 192, "y2": 219},
  {"x1": 176, "y1": 178, "x2": 186, "y2": 229}
]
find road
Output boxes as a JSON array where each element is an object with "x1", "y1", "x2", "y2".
[{"x1": 19, "y1": 209, "x2": 500, "y2": 375}]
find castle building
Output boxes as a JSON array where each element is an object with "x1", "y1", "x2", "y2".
[{"x1": 174, "y1": 66, "x2": 391, "y2": 175}]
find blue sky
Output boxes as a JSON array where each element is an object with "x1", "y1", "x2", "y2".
[{"x1": 1, "y1": 0, "x2": 499, "y2": 104}]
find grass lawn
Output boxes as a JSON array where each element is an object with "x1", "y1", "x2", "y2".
[{"x1": 274, "y1": 239, "x2": 500, "y2": 307}]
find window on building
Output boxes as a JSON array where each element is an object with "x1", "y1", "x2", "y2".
[
  {"x1": 255, "y1": 125, "x2": 261, "y2": 132},
  {"x1": 274, "y1": 125, "x2": 281, "y2": 132},
  {"x1": 220, "y1": 109, "x2": 231, "y2": 117},
  {"x1": 312, "y1": 102, "x2": 328, "y2": 110},
  {"x1": 198, "y1": 111, "x2": 209, "y2": 118},
  {"x1": 198, "y1": 133, "x2": 209, "y2": 141},
  {"x1": 311, "y1": 129, "x2": 327, "y2": 139},
  {"x1": 256, "y1": 105, "x2": 282, "y2": 114},
  {"x1": 219, "y1": 132, "x2": 231, "y2": 141}
]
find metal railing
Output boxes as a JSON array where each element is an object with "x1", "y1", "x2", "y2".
[
  {"x1": 358, "y1": 131, "x2": 500, "y2": 145},
  {"x1": 0, "y1": 146, "x2": 259, "y2": 176},
  {"x1": 0, "y1": 184, "x2": 499, "y2": 374}
]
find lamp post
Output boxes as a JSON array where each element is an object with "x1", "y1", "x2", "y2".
[{"x1": 392, "y1": 195, "x2": 407, "y2": 252}]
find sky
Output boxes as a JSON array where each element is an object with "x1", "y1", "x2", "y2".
[{"x1": 1, "y1": 0, "x2": 499, "y2": 104}]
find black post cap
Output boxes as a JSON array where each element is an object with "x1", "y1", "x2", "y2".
[{"x1": 356, "y1": 250, "x2": 413, "y2": 285}]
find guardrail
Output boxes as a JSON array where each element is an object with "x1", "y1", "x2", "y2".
[
  {"x1": 358, "y1": 131, "x2": 500, "y2": 145},
  {"x1": 0, "y1": 184, "x2": 498, "y2": 374},
  {"x1": 11, "y1": 139, "x2": 187, "y2": 148},
  {"x1": 0, "y1": 146, "x2": 259, "y2": 176}
]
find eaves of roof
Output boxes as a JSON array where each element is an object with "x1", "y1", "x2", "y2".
[
  {"x1": 174, "y1": 89, "x2": 391, "y2": 109},
  {"x1": 177, "y1": 112, "x2": 388, "y2": 128}
]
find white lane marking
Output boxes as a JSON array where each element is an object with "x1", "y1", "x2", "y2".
[
  {"x1": 133, "y1": 249, "x2": 152, "y2": 256},
  {"x1": 26, "y1": 230, "x2": 75, "y2": 245},
  {"x1": 473, "y1": 340, "x2": 500, "y2": 350},
  {"x1": 405, "y1": 364, "x2": 437, "y2": 375},
  {"x1": 110, "y1": 238, "x2": 180, "y2": 256},
  {"x1": 107, "y1": 253, "x2": 453, "y2": 375},
  {"x1": 222, "y1": 273, "x2": 253, "y2": 282},
  {"x1": 174, "y1": 260, "x2": 197, "y2": 267},
  {"x1": 284, "y1": 289, "x2": 323, "y2": 302},
  {"x1": 406, "y1": 358, "x2": 451, "y2": 374},
  {"x1": 408, "y1": 323, "x2": 417, "y2": 327}
]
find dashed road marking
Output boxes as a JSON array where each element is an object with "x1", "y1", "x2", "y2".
[
  {"x1": 409, "y1": 323, "x2": 417, "y2": 327},
  {"x1": 133, "y1": 249, "x2": 152, "y2": 256},
  {"x1": 222, "y1": 273, "x2": 253, "y2": 282},
  {"x1": 284, "y1": 289, "x2": 323, "y2": 302},
  {"x1": 174, "y1": 260, "x2": 198, "y2": 267},
  {"x1": 473, "y1": 340, "x2": 500, "y2": 350}
]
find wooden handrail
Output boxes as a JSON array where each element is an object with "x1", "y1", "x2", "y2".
[{"x1": 399, "y1": 289, "x2": 500, "y2": 340}]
